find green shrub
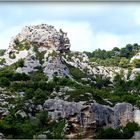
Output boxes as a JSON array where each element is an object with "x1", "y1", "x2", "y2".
[
  {"x1": 96, "y1": 128, "x2": 123, "y2": 139},
  {"x1": 0, "y1": 58, "x2": 6, "y2": 65},
  {"x1": 0, "y1": 77, "x2": 10, "y2": 87},
  {"x1": 33, "y1": 88, "x2": 47, "y2": 104},
  {"x1": 123, "y1": 122, "x2": 140, "y2": 138},
  {"x1": 0, "y1": 50, "x2": 6, "y2": 56},
  {"x1": 14, "y1": 40, "x2": 30, "y2": 51},
  {"x1": 66, "y1": 64, "x2": 86, "y2": 81},
  {"x1": 9, "y1": 53, "x2": 16, "y2": 59},
  {"x1": 24, "y1": 88, "x2": 34, "y2": 99},
  {"x1": 12, "y1": 73, "x2": 30, "y2": 81},
  {"x1": 95, "y1": 122, "x2": 140, "y2": 139},
  {"x1": 132, "y1": 59, "x2": 140, "y2": 68}
]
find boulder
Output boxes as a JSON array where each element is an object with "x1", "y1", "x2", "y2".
[
  {"x1": 11, "y1": 24, "x2": 70, "y2": 53},
  {"x1": 43, "y1": 99, "x2": 134, "y2": 130},
  {"x1": 113, "y1": 103, "x2": 133, "y2": 128},
  {"x1": 16, "y1": 110, "x2": 27, "y2": 118},
  {"x1": 133, "y1": 131, "x2": 140, "y2": 139}
]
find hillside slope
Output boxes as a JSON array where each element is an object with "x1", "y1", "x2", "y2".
[{"x1": 0, "y1": 24, "x2": 140, "y2": 139}]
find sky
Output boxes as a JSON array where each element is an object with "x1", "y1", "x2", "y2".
[{"x1": 1, "y1": 3, "x2": 140, "y2": 52}]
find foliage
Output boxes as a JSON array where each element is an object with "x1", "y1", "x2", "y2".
[
  {"x1": 33, "y1": 88, "x2": 47, "y2": 104},
  {"x1": 0, "y1": 49, "x2": 6, "y2": 56},
  {"x1": 0, "y1": 77, "x2": 10, "y2": 87},
  {"x1": 119, "y1": 57, "x2": 130, "y2": 68},
  {"x1": 47, "y1": 119, "x2": 65, "y2": 139},
  {"x1": 14, "y1": 39, "x2": 30, "y2": 51},
  {"x1": 14, "y1": 59, "x2": 24, "y2": 68},
  {"x1": 95, "y1": 122, "x2": 140, "y2": 139},
  {"x1": 1, "y1": 42, "x2": 140, "y2": 139},
  {"x1": 85, "y1": 43, "x2": 140, "y2": 67},
  {"x1": 32, "y1": 43, "x2": 46, "y2": 64},
  {"x1": 96, "y1": 127, "x2": 123, "y2": 139},
  {"x1": 0, "y1": 58, "x2": 6, "y2": 65},
  {"x1": 132, "y1": 59, "x2": 140, "y2": 68},
  {"x1": 66, "y1": 64, "x2": 86, "y2": 81},
  {"x1": 0, "y1": 108, "x2": 65, "y2": 139},
  {"x1": 9, "y1": 53, "x2": 16, "y2": 59}
]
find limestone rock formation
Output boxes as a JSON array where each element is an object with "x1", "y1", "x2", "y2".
[
  {"x1": 10, "y1": 24, "x2": 70, "y2": 52},
  {"x1": 0, "y1": 23, "x2": 130, "y2": 81},
  {"x1": 0, "y1": 23, "x2": 139, "y2": 138},
  {"x1": 133, "y1": 131, "x2": 140, "y2": 139},
  {"x1": 43, "y1": 99, "x2": 135, "y2": 138}
]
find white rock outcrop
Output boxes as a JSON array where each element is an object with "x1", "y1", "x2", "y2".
[{"x1": 10, "y1": 24, "x2": 70, "y2": 52}]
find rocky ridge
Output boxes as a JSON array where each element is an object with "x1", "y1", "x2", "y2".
[
  {"x1": 0, "y1": 24, "x2": 140, "y2": 138},
  {"x1": 0, "y1": 24, "x2": 129, "y2": 81}
]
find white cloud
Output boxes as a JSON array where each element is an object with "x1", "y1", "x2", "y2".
[
  {"x1": 134, "y1": 10, "x2": 140, "y2": 25},
  {"x1": 132, "y1": 8, "x2": 140, "y2": 25},
  {"x1": 48, "y1": 20, "x2": 94, "y2": 52},
  {"x1": 0, "y1": 20, "x2": 95, "y2": 52},
  {"x1": 93, "y1": 32, "x2": 120, "y2": 50},
  {"x1": 0, "y1": 25, "x2": 22, "y2": 49},
  {"x1": 1, "y1": 19, "x2": 140, "y2": 52}
]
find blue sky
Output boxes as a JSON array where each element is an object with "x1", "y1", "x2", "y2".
[{"x1": 1, "y1": 3, "x2": 140, "y2": 52}]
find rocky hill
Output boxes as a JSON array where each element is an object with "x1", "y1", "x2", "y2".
[{"x1": 0, "y1": 24, "x2": 140, "y2": 139}]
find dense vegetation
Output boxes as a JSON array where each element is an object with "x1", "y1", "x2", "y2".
[
  {"x1": 0, "y1": 43, "x2": 140, "y2": 138},
  {"x1": 95, "y1": 122, "x2": 140, "y2": 139},
  {"x1": 0, "y1": 64, "x2": 140, "y2": 138},
  {"x1": 0, "y1": 50, "x2": 6, "y2": 56},
  {"x1": 84, "y1": 43, "x2": 140, "y2": 68}
]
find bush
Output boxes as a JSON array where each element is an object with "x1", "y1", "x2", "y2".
[
  {"x1": 24, "y1": 88, "x2": 34, "y2": 99},
  {"x1": 0, "y1": 77, "x2": 10, "y2": 87},
  {"x1": 12, "y1": 73, "x2": 30, "y2": 81},
  {"x1": 14, "y1": 59, "x2": 24, "y2": 68},
  {"x1": 9, "y1": 53, "x2": 16, "y2": 59},
  {"x1": 123, "y1": 122, "x2": 140, "y2": 138},
  {"x1": 95, "y1": 122, "x2": 140, "y2": 139},
  {"x1": 0, "y1": 49, "x2": 6, "y2": 56},
  {"x1": 14, "y1": 40, "x2": 30, "y2": 51},
  {"x1": 0, "y1": 58, "x2": 6, "y2": 65},
  {"x1": 47, "y1": 119, "x2": 65, "y2": 139},
  {"x1": 34, "y1": 88, "x2": 47, "y2": 104},
  {"x1": 132, "y1": 59, "x2": 140, "y2": 68},
  {"x1": 96, "y1": 128, "x2": 123, "y2": 139},
  {"x1": 119, "y1": 57, "x2": 129, "y2": 68},
  {"x1": 66, "y1": 64, "x2": 86, "y2": 80},
  {"x1": 30, "y1": 72, "x2": 48, "y2": 82}
]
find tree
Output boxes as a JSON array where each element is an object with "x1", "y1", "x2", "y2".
[
  {"x1": 123, "y1": 122, "x2": 140, "y2": 138},
  {"x1": 0, "y1": 49, "x2": 6, "y2": 56},
  {"x1": 0, "y1": 77, "x2": 10, "y2": 87},
  {"x1": 36, "y1": 110, "x2": 48, "y2": 128},
  {"x1": 126, "y1": 44, "x2": 133, "y2": 52},
  {"x1": 119, "y1": 57, "x2": 129, "y2": 68},
  {"x1": 34, "y1": 88, "x2": 47, "y2": 104},
  {"x1": 12, "y1": 73, "x2": 30, "y2": 81},
  {"x1": 15, "y1": 59, "x2": 24, "y2": 68},
  {"x1": 132, "y1": 59, "x2": 140, "y2": 68},
  {"x1": 112, "y1": 47, "x2": 120, "y2": 52},
  {"x1": 96, "y1": 128, "x2": 123, "y2": 139},
  {"x1": 24, "y1": 88, "x2": 34, "y2": 99}
]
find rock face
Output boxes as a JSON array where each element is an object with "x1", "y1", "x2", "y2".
[
  {"x1": 130, "y1": 52, "x2": 140, "y2": 63},
  {"x1": 0, "y1": 24, "x2": 71, "y2": 79},
  {"x1": 0, "y1": 24, "x2": 70, "y2": 67},
  {"x1": 134, "y1": 110, "x2": 140, "y2": 126},
  {"x1": 0, "y1": 23, "x2": 139, "y2": 139},
  {"x1": 10, "y1": 24, "x2": 70, "y2": 52},
  {"x1": 133, "y1": 131, "x2": 140, "y2": 139},
  {"x1": 43, "y1": 99, "x2": 134, "y2": 138},
  {"x1": 113, "y1": 103, "x2": 133, "y2": 128},
  {"x1": 0, "y1": 23, "x2": 130, "y2": 80}
]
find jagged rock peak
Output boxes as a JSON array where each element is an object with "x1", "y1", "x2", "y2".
[{"x1": 9, "y1": 23, "x2": 71, "y2": 52}]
